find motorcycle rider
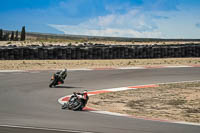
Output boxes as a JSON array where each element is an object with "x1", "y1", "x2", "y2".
[
  {"x1": 68, "y1": 90, "x2": 89, "y2": 109},
  {"x1": 76, "y1": 90, "x2": 89, "y2": 107},
  {"x1": 55, "y1": 69, "x2": 67, "y2": 84}
]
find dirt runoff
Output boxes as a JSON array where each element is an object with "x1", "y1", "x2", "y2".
[
  {"x1": 88, "y1": 81, "x2": 200, "y2": 123},
  {"x1": 0, "y1": 58, "x2": 200, "y2": 70}
]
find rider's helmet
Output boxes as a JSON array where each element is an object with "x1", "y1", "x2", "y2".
[
  {"x1": 61, "y1": 69, "x2": 67, "y2": 76},
  {"x1": 62, "y1": 69, "x2": 67, "y2": 73},
  {"x1": 83, "y1": 90, "x2": 88, "y2": 99},
  {"x1": 83, "y1": 90, "x2": 88, "y2": 95}
]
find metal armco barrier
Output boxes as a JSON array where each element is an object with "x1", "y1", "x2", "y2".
[{"x1": 0, "y1": 44, "x2": 200, "y2": 60}]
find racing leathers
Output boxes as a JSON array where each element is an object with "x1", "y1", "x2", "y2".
[
  {"x1": 55, "y1": 69, "x2": 67, "y2": 84},
  {"x1": 71, "y1": 91, "x2": 89, "y2": 108}
]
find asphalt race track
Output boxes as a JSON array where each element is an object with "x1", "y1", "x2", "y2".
[{"x1": 0, "y1": 67, "x2": 200, "y2": 133}]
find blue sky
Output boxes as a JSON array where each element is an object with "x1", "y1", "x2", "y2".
[{"x1": 0, "y1": 0, "x2": 200, "y2": 38}]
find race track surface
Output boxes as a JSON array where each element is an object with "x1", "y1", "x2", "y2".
[{"x1": 0, "y1": 67, "x2": 200, "y2": 133}]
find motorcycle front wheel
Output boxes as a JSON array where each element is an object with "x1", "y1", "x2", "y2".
[
  {"x1": 72, "y1": 100, "x2": 83, "y2": 111},
  {"x1": 49, "y1": 79, "x2": 56, "y2": 88},
  {"x1": 62, "y1": 103, "x2": 69, "y2": 109}
]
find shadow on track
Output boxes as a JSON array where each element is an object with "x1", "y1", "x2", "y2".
[{"x1": 55, "y1": 86, "x2": 82, "y2": 89}]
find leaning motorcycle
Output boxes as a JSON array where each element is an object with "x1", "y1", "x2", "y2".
[
  {"x1": 49, "y1": 74, "x2": 62, "y2": 88},
  {"x1": 62, "y1": 95, "x2": 84, "y2": 111}
]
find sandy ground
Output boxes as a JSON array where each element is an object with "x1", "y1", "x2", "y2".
[
  {"x1": 0, "y1": 53, "x2": 199, "y2": 123},
  {"x1": 88, "y1": 81, "x2": 200, "y2": 123},
  {"x1": 0, "y1": 58, "x2": 200, "y2": 70}
]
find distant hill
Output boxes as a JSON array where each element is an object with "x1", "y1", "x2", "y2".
[
  {"x1": 26, "y1": 32, "x2": 200, "y2": 42},
  {"x1": 3, "y1": 29, "x2": 200, "y2": 42}
]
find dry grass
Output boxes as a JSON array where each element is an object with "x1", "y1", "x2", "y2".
[
  {"x1": 0, "y1": 58, "x2": 200, "y2": 70},
  {"x1": 88, "y1": 81, "x2": 200, "y2": 123}
]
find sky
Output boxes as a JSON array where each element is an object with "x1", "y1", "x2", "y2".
[{"x1": 0, "y1": 0, "x2": 200, "y2": 39}]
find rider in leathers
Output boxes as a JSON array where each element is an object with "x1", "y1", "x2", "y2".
[
  {"x1": 70, "y1": 90, "x2": 89, "y2": 109},
  {"x1": 77, "y1": 90, "x2": 89, "y2": 107},
  {"x1": 55, "y1": 69, "x2": 67, "y2": 84}
]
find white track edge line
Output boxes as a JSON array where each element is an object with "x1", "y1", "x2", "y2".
[
  {"x1": 0, "y1": 70, "x2": 25, "y2": 72},
  {"x1": 58, "y1": 80, "x2": 200, "y2": 126},
  {"x1": 0, "y1": 124, "x2": 94, "y2": 133},
  {"x1": 118, "y1": 67, "x2": 145, "y2": 69},
  {"x1": 165, "y1": 66, "x2": 193, "y2": 68},
  {"x1": 154, "y1": 80, "x2": 200, "y2": 85},
  {"x1": 1, "y1": 65, "x2": 199, "y2": 73}
]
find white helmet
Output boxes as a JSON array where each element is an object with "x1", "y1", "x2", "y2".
[
  {"x1": 62, "y1": 69, "x2": 67, "y2": 72},
  {"x1": 83, "y1": 90, "x2": 88, "y2": 94}
]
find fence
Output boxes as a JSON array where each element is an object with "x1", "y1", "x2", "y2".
[{"x1": 0, "y1": 44, "x2": 200, "y2": 60}]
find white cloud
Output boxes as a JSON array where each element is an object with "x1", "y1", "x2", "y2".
[
  {"x1": 48, "y1": 8, "x2": 166, "y2": 38},
  {"x1": 49, "y1": 24, "x2": 162, "y2": 38}
]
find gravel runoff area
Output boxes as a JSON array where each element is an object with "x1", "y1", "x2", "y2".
[
  {"x1": 0, "y1": 58, "x2": 200, "y2": 70},
  {"x1": 88, "y1": 81, "x2": 200, "y2": 123},
  {"x1": 1, "y1": 58, "x2": 200, "y2": 123}
]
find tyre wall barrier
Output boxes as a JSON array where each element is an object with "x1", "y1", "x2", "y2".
[{"x1": 0, "y1": 44, "x2": 200, "y2": 60}]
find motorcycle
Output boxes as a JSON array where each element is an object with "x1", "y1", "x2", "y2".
[
  {"x1": 49, "y1": 69, "x2": 67, "y2": 88},
  {"x1": 62, "y1": 94, "x2": 84, "y2": 111},
  {"x1": 49, "y1": 73, "x2": 63, "y2": 88}
]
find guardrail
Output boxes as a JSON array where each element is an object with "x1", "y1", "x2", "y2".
[{"x1": 0, "y1": 44, "x2": 200, "y2": 60}]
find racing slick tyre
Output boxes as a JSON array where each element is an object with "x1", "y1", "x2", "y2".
[
  {"x1": 49, "y1": 79, "x2": 56, "y2": 88},
  {"x1": 62, "y1": 103, "x2": 69, "y2": 109},
  {"x1": 72, "y1": 100, "x2": 83, "y2": 111}
]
